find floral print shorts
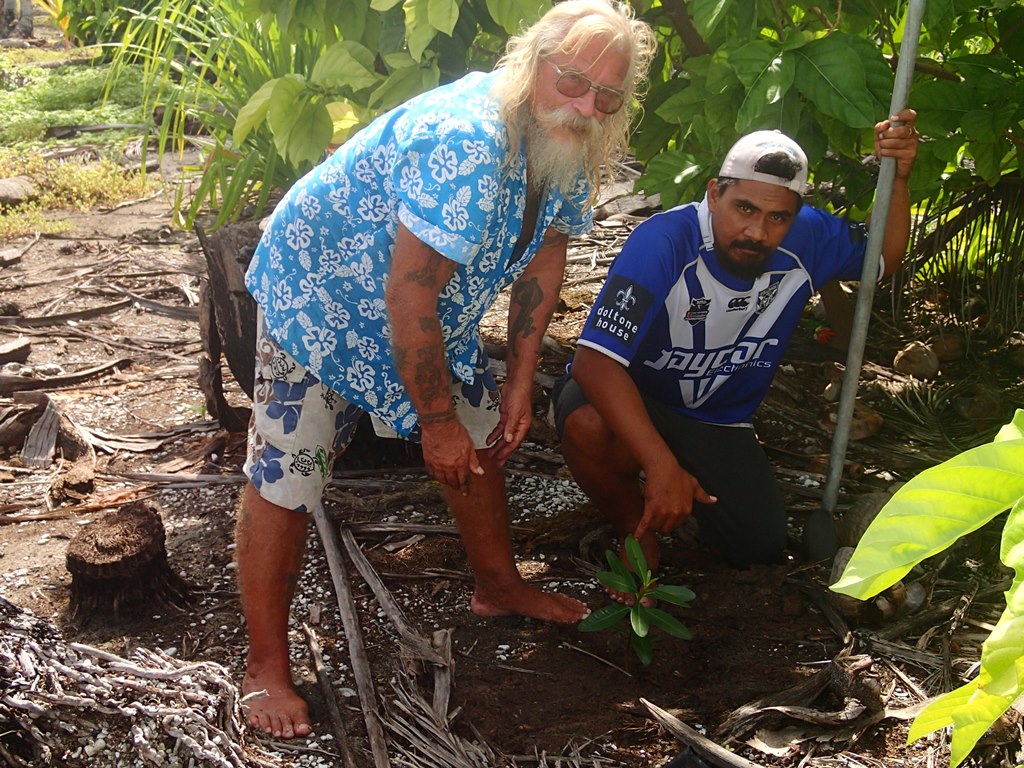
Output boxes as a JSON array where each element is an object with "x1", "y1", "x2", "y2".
[{"x1": 244, "y1": 318, "x2": 501, "y2": 513}]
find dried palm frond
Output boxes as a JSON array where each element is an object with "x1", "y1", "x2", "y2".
[
  {"x1": 511, "y1": 744, "x2": 615, "y2": 767},
  {"x1": 382, "y1": 675, "x2": 498, "y2": 768}
]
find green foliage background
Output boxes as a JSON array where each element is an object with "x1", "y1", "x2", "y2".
[
  {"x1": 89, "y1": 0, "x2": 1021, "y2": 222},
  {"x1": 80, "y1": 0, "x2": 1024, "y2": 332}
]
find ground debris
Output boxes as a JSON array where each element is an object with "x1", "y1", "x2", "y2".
[{"x1": 0, "y1": 594, "x2": 276, "y2": 767}]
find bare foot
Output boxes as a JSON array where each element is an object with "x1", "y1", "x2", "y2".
[
  {"x1": 470, "y1": 582, "x2": 590, "y2": 623},
  {"x1": 605, "y1": 531, "x2": 660, "y2": 607},
  {"x1": 242, "y1": 671, "x2": 313, "y2": 739}
]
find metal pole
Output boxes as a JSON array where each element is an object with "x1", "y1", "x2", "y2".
[{"x1": 821, "y1": 0, "x2": 927, "y2": 513}]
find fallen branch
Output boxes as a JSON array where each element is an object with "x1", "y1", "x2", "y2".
[
  {"x1": 312, "y1": 503, "x2": 391, "y2": 768},
  {"x1": 301, "y1": 623, "x2": 359, "y2": 768},
  {"x1": 0, "y1": 595, "x2": 275, "y2": 767},
  {"x1": 0, "y1": 358, "x2": 132, "y2": 396},
  {"x1": 641, "y1": 698, "x2": 767, "y2": 768},
  {"x1": 0, "y1": 299, "x2": 132, "y2": 327},
  {"x1": 559, "y1": 642, "x2": 632, "y2": 678},
  {"x1": 339, "y1": 526, "x2": 448, "y2": 668}
]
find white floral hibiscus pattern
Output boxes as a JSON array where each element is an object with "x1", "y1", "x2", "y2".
[{"x1": 245, "y1": 71, "x2": 593, "y2": 436}]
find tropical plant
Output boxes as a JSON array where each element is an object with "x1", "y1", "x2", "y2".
[
  {"x1": 99, "y1": 0, "x2": 535, "y2": 227},
  {"x1": 579, "y1": 535, "x2": 695, "y2": 666},
  {"x1": 88, "y1": 0, "x2": 1024, "y2": 332},
  {"x1": 32, "y1": 0, "x2": 71, "y2": 43},
  {"x1": 55, "y1": 0, "x2": 158, "y2": 46},
  {"x1": 831, "y1": 408, "x2": 1024, "y2": 768}
]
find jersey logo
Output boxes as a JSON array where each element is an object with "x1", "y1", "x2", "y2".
[
  {"x1": 727, "y1": 296, "x2": 750, "y2": 312},
  {"x1": 684, "y1": 297, "x2": 711, "y2": 326},
  {"x1": 615, "y1": 285, "x2": 638, "y2": 312},
  {"x1": 756, "y1": 282, "x2": 780, "y2": 313},
  {"x1": 641, "y1": 338, "x2": 781, "y2": 406},
  {"x1": 587, "y1": 275, "x2": 652, "y2": 347}
]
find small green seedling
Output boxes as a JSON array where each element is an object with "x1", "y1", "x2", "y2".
[{"x1": 578, "y1": 535, "x2": 695, "y2": 665}]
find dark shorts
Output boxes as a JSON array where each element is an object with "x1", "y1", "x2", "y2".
[{"x1": 553, "y1": 375, "x2": 787, "y2": 567}]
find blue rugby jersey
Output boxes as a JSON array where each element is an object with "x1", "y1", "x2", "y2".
[{"x1": 576, "y1": 197, "x2": 875, "y2": 425}]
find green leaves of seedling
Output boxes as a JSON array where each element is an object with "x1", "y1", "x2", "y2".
[{"x1": 579, "y1": 535, "x2": 695, "y2": 664}]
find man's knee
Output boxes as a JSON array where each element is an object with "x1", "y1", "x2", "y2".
[
  {"x1": 562, "y1": 403, "x2": 609, "y2": 446},
  {"x1": 238, "y1": 482, "x2": 310, "y2": 536}
]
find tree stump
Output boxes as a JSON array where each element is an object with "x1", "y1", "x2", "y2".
[
  {"x1": 65, "y1": 502, "x2": 193, "y2": 620},
  {"x1": 195, "y1": 219, "x2": 260, "y2": 431}
]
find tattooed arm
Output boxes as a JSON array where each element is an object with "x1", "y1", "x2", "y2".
[
  {"x1": 386, "y1": 223, "x2": 482, "y2": 493},
  {"x1": 489, "y1": 226, "x2": 569, "y2": 464}
]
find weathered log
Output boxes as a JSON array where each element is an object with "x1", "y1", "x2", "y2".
[
  {"x1": 194, "y1": 219, "x2": 260, "y2": 402},
  {"x1": 198, "y1": 279, "x2": 251, "y2": 432},
  {"x1": 65, "y1": 501, "x2": 194, "y2": 621}
]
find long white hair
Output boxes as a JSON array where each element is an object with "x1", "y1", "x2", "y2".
[{"x1": 491, "y1": 0, "x2": 656, "y2": 197}]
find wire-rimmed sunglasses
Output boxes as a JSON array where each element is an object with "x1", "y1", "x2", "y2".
[{"x1": 546, "y1": 60, "x2": 625, "y2": 115}]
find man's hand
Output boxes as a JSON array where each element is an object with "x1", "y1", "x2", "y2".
[
  {"x1": 634, "y1": 461, "x2": 717, "y2": 540},
  {"x1": 486, "y1": 378, "x2": 533, "y2": 465},
  {"x1": 421, "y1": 417, "x2": 484, "y2": 495},
  {"x1": 874, "y1": 108, "x2": 919, "y2": 180}
]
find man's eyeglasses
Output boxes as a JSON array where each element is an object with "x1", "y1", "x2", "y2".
[{"x1": 547, "y1": 61, "x2": 625, "y2": 115}]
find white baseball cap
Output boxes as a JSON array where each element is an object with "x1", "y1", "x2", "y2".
[{"x1": 718, "y1": 130, "x2": 808, "y2": 193}]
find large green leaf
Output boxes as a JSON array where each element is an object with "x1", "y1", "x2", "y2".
[
  {"x1": 428, "y1": 0, "x2": 459, "y2": 36},
  {"x1": 728, "y1": 40, "x2": 780, "y2": 89},
  {"x1": 484, "y1": 0, "x2": 546, "y2": 35},
  {"x1": 631, "y1": 632, "x2": 653, "y2": 666},
  {"x1": 729, "y1": 43, "x2": 796, "y2": 135},
  {"x1": 655, "y1": 85, "x2": 710, "y2": 126},
  {"x1": 368, "y1": 59, "x2": 437, "y2": 110},
  {"x1": 404, "y1": 0, "x2": 437, "y2": 61},
  {"x1": 233, "y1": 77, "x2": 279, "y2": 145},
  {"x1": 630, "y1": 604, "x2": 650, "y2": 638},
  {"x1": 597, "y1": 571, "x2": 637, "y2": 594},
  {"x1": 267, "y1": 75, "x2": 334, "y2": 167},
  {"x1": 832, "y1": 438, "x2": 1024, "y2": 598},
  {"x1": 908, "y1": 543, "x2": 1024, "y2": 765},
  {"x1": 312, "y1": 41, "x2": 381, "y2": 90},
  {"x1": 647, "y1": 584, "x2": 696, "y2": 606},
  {"x1": 911, "y1": 79, "x2": 978, "y2": 136},
  {"x1": 688, "y1": 0, "x2": 734, "y2": 41},
  {"x1": 960, "y1": 104, "x2": 1017, "y2": 144},
  {"x1": 793, "y1": 35, "x2": 877, "y2": 128},
  {"x1": 969, "y1": 137, "x2": 1011, "y2": 185},
  {"x1": 996, "y1": 410, "x2": 1024, "y2": 442},
  {"x1": 623, "y1": 535, "x2": 649, "y2": 581}
]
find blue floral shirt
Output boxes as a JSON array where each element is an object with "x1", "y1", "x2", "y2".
[{"x1": 246, "y1": 71, "x2": 593, "y2": 436}]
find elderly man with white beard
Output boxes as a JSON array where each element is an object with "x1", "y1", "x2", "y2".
[{"x1": 237, "y1": 0, "x2": 655, "y2": 740}]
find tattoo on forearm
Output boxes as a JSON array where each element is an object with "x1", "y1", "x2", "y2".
[
  {"x1": 420, "y1": 409, "x2": 456, "y2": 425},
  {"x1": 413, "y1": 346, "x2": 446, "y2": 404},
  {"x1": 509, "y1": 277, "x2": 544, "y2": 354},
  {"x1": 404, "y1": 257, "x2": 443, "y2": 288}
]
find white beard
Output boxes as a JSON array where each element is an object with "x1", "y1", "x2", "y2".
[{"x1": 525, "y1": 107, "x2": 601, "y2": 195}]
